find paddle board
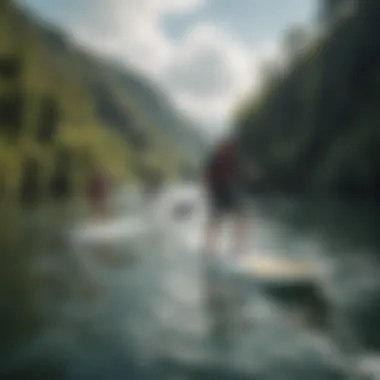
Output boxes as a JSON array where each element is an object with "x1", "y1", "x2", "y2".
[{"x1": 204, "y1": 253, "x2": 318, "y2": 283}]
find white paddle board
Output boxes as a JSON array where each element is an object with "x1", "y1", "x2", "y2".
[
  {"x1": 206, "y1": 253, "x2": 318, "y2": 282},
  {"x1": 236, "y1": 255, "x2": 317, "y2": 279}
]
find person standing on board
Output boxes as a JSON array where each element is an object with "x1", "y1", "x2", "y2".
[{"x1": 202, "y1": 135, "x2": 261, "y2": 258}]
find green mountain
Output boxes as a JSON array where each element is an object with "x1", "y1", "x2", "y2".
[
  {"x1": 38, "y1": 24, "x2": 209, "y2": 160},
  {"x1": 0, "y1": 0, "x2": 206, "y2": 203},
  {"x1": 235, "y1": 0, "x2": 380, "y2": 198}
]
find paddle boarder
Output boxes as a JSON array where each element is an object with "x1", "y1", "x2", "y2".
[{"x1": 202, "y1": 134, "x2": 261, "y2": 258}]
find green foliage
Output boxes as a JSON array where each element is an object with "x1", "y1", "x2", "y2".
[
  {"x1": 36, "y1": 18, "x2": 207, "y2": 168},
  {"x1": 0, "y1": 1, "x2": 206, "y2": 201},
  {"x1": 236, "y1": 0, "x2": 380, "y2": 198}
]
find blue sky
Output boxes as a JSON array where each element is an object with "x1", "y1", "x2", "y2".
[{"x1": 20, "y1": 0, "x2": 318, "y2": 134}]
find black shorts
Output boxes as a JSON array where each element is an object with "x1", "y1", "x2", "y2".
[{"x1": 209, "y1": 186, "x2": 241, "y2": 216}]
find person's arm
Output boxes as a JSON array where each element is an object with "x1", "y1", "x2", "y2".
[
  {"x1": 237, "y1": 148, "x2": 261, "y2": 181},
  {"x1": 240, "y1": 155, "x2": 263, "y2": 186},
  {"x1": 244, "y1": 163, "x2": 262, "y2": 181}
]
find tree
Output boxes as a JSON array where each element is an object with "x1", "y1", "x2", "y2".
[
  {"x1": 319, "y1": 0, "x2": 358, "y2": 26},
  {"x1": 282, "y1": 25, "x2": 311, "y2": 62}
]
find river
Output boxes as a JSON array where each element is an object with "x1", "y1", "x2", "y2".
[{"x1": 0, "y1": 184, "x2": 379, "y2": 379}]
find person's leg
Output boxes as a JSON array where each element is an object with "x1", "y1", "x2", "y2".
[
  {"x1": 203, "y1": 188, "x2": 224, "y2": 256},
  {"x1": 232, "y1": 211, "x2": 249, "y2": 257},
  {"x1": 203, "y1": 215, "x2": 222, "y2": 256}
]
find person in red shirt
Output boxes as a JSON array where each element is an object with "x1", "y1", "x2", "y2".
[{"x1": 203, "y1": 135, "x2": 261, "y2": 258}]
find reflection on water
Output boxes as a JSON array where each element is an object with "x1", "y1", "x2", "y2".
[{"x1": 0, "y1": 185, "x2": 379, "y2": 379}]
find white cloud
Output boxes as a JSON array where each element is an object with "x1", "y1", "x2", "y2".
[
  {"x1": 70, "y1": 0, "x2": 205, "y2": 73},
  {"x1": 164, "y1": 24, "x2": 252, "y2": 99},
  {"x1": 22, "y1": 0, "x2": 281, "y2": 131},
  {"x1": 161, "y1": 24, "x2": 280, "y2": 125}
]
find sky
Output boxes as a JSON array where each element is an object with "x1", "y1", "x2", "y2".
[{"x1": 19, "y1": 0, "x2": 318, "y2": 135}]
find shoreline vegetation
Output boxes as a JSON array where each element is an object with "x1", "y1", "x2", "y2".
[{"x1": 235, "y1": 0, "x2": 380, "y2": 200}]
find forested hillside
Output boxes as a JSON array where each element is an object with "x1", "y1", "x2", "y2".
[
  {"x1": 0, "y1": 0, "x2": 206, "y2": 203},
  {"x1": 236, "y1": 0, "x2": 380, "y2": 198}
]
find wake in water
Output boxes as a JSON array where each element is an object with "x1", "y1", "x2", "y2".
[{"x1": 1, "y1": 186, "x2": 379, "y2": 379}]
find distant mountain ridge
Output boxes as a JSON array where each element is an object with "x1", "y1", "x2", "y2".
[
  {"x1": 0, "y1": 0, "x2": 207, "y2": 202},
  {"x1": 31, "y1": 8, "x2": 209, "y2": 162},
  {"x1": 38, "y1": 23, "x2": 209, "y2": 158}
]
